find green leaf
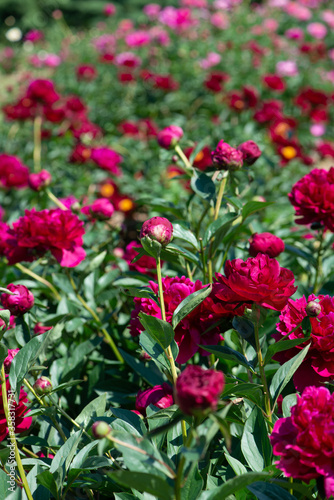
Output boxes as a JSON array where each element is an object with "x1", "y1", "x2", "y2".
[
  {"x1": 264, "y1": 338, "x2": 308, "y2": 365},
  {"x1": 173, "y1": 222, "x2": 199, "y2": 250},
  {"x1": 301, "y1": 316, "x2": 312, "y2": 337},
  {"x1": 86, "y1": 250, "x2": 107, "y2": 272},
  {"x1": 141, "y1": 236, "x2": 162, "y2": 259},
  {"x1": 241, "y1": 201, "x2": 273, "y2": 221},
  {"x1": 75, "y1": 394, "x2": 107, "y2": 428},
  {"x1": 203, "y1": 213, "x2": 239, "y2": 247},
  {"x1": 108, "y1": 471, "x2": 174, "y2": 500},
  {"x1": 190, "y1": 172, "x2": 216, "y2": 202},
  {"x1": 139, "y1": 313, "x2": 174, "y2": 350},
  {"x1": 232, "y1": 316, "x2": 256, "y2": 349},
  {"x1": 0, "y1": 344, "x2": 8, "y2": 369},
  {"x1": 119, "y1": 347, "x2": 165, "y2": 386},
  {"x1": 172, "y1": 285, "x2": 212, "y2": 329},
  {"x1": 166, "y1": 243, "x2": 201, "y2": 266},
  {"x1": 181, "y1": 464, "x2": 203, "y2": 500},
  {"x1": 198, "y1": 472, "x2": 273, "y2": 500},
  {"x1": 36, "y1": 471, "x2": 59, "y2": 500},
  {"x1": 199, "y1": 345, "x2": 256, "y2": 373},
  {"x1": 224, "y1": 453, "x2": 247, "y2": 475},
  {"x1": 284, "y1": 244, "x2": 316, "y2": 267},
  {"x1": 50, "y1": 430, "x2": 82, "y2": 474},
  {"x1": 247, "y1": 481, "x2": 297, "y2": 499},
  {"x1": 282, "y1": 394, "x2": 298, "y2": 418},
  {"x1": 136, "y1": 198, "x2": 183, "y2": 218},
  {"x1": 241, "y1": 406, "x2": 272, "y2": 471},
  {"x1": 270, "y1": 344, "x2": 311, "y2": 404},
  {"x1": 0, "y1": 309, "x2": 10, "y2": 330},
  {"x1": 70, "y1": 441, "x2": 98, "y2": 469}
]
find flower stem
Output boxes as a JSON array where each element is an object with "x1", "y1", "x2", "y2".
[
  {"x1": 14, "y1": 263, "x2": 61, "y2": 301},
  {"x1": 174, "y1": 145, "x2": 193, "y2": 171},
  {"x1": 45, "y1": 189, "x2": 69, "y2": 211},
  {"x1": 33, "y1": 114, "x2": 42, "y2": 172},
  {"x1": 199, "y1": 238, "x2": 207, "y2": 285},
  {"x1": 253, "y1": 307, "x2": 272, "y2": 426},
  {"x1": 213, "y1": 172, "x2": 228, "y2": 221},
  {"x1": 68, "y1": 274, "x2": 124, "y2": 363},
  {"x1": 1, "y1": 366, "x2": 33, "y2": 500},
  {"x1": 313, "y1": 228, "x2": 324, "y2": 294}
]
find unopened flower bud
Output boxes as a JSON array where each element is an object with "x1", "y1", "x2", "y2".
[
  {"x1": 211, "y1": 140, "x2": 243, "y2": 171},
  {"x1": 249, "y1": 232, "x2": 285, "y2": 258},
  {"x1": 33, "y1": 377, "x2": 52, "y2": 395},
  {"x1": 237, "y1": 140, "x2": 262, "y2": 166},
  {"x1": 140, "y1": 217, "x2": 173, "y2": 246},
  {"x1": 305, "y1": 301, "x2": 321, "y2": 317},
  {"x1": 28, "y1": 170, "x2": 52, "y2": 191},
  {"x1": 0, "y1": 284, "x2": 34, "y2": 316},
  {"x1": 92, "y1": 421, "x2": 111, "y2": 439},
  {"x1": 157, "y1": 125, "x2": 183, "y2": 149}
]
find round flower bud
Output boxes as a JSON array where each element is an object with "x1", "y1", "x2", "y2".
[
  {"x1": 249, "y1": 232, "x2": 285, "y2": 258},
  {"x1": 0, "y1": 284, "x2": 34, "y2": 316},
  {"x1": 175, "y1": 365, "x2": 225, "y2": 416},
  {"x1": 28, "y1": 169, "x2": 52, "y2": 191},
  {"x1": 237, "y1": 140, "x2": 262, "y2": 166},
  {"x1": 81, "y1": 198, "x2": 114, "y2": 221},
  {"x1": 140, "y1": 217, "x2": 173, "y2": 246},
  {"x1": 157, "y1": 125, "x2": 183, "y2": 149},
  {"x1": 33, "y1": 377, "x2": 52, "y2": 395},
  {"x1": 305, "y1": 301, "x2": 321, "y2": 317},
  {"x1": 211, "y1": 140, "x2": 243, "y2": 171},
  {"x1": 92, "y1": 421, "x2": 111, "y2": 439}
]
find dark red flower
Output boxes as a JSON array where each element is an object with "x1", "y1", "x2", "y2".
[
  {"x1": 249, "y1": 232, "x2": 285, "y2": 258},
  {"x1": 26, "y1": 79, "x2": 60, "y2": 105},
  {"x1": 204, "y1": 71, "x2": 229, "y2": 92},
  {"x1": 0, "y1": 154, "x2": 29, "y2": 189},
  {"x1": 237, "y1": 141, "x2": 261, "y2": 166},
  {"x1": 211, "y1": 140, "x2": 243, "y2": 171},
  {"x1": 0, "y1": 378, "x2": 32, "y2": 441},
  {"x1": 123, "y1": 241, "x2": 157, "y2": 275},
  {"x1": 1, "y1": 284, "x2": 34, "y2": 316},
  {"x1": 76, "y1": 64, "x2": 97, "y2": 81},
  {"x1": 135, "y1": 383, "x2": 173, "y2": 416},
  {"x1": 263, "y1": 74, "x2": 286, "y2": 92}
]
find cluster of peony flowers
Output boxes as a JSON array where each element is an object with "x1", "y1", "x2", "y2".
[
  {"x1": 211, "y1": 139, "x2": 262, "y2": 170},
  {"x1": 271, "y1": 386, "x2": 334, "y2": 498},
  {"x1": 0, "y1": 208, "x2": 86, "y2": 267}
]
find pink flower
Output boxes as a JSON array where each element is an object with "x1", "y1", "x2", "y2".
[
  {"x1": 237, "y1": 140, "x2": 261, "y2": 165},
  {"x1": 114, "y1": 52, "x2": 142, "y2": 68},
  {"x1": 210, "y1": 12, "x2": 229, "y2": 29},
  {"x1": 276, "y1": 60, "x2": 298, "y2": 77},
  {"x1": 26, "y1": 79, "x2": 59, "y2": 105},
  {"x1": 123, "y1": 241, "x2": 157, "y2": 276},
  {"x1": 28, "y1": 169, "x2": 52, "y2": 191},
  {"x1": 1, "y1": 284, "x2": 34, "y2": 316},
  {"x1": 143, "y1": 4, "x2": 161, "y2": 18},
  {"x1": 175, "y1": 365, "x2": 224, "y2": 415},
  {"x1": 81, "y1": 198, "x2": 114, "y2": 221},
  {"x1": 90, "y1": 147, "x2": 122, "y2": 176},
  {"x1": 285, "y1": 2, "x2": 312, "y2": 21},
  {"x1": 157, "y1": 126, "x2": 183, "y2": 149},
  {"x1": 249, "y1": 232, "x2": 285, "y2": 258},
  {"x1": 33, "y1": 323, "x2": 52, "y2": 336},
  {"x1": 214, "y1": 254, "x2": 297, "y2": 311},
  {"x1": 211, "y1": 141, "x2": 243, "y2": 171},
  {"x1": 322, "y1": 10, "x2": 334, "y2": 28},
  {"x1": 5, "y1": 208, "x2": 86, "y2": 267},
  {"x1": 4, "y1": 348, "x2": 20, "y2": 373},
  {"x1": 0, "y1": 378, "x2": 32, "y2": 440},
  {"x1": 135, "y1": 383, "x2": 173, "y2": 415},
  {"x1": 24, "y1": 30, "x2": 44, "y2": 42},
  {"x1": 76, "y1": 64, "x2": 97, "y2": 81},
  {"x1": 271, "y1": 385, "x2": 334, "y2": 495},
  {"x1": 199, "y1": 52, "x2": 221, "y2": 69},
  {"x1": 158, "y1": 7, "x2": 196, "y2": 31},
  {"x1": 307, "y1": 22, "x2": 327, "y2": 39},
  {"x1": 140, "y1": 217, "x2": 173, "y2": 246},
  {"x1": 104, "y1": 3, "x2": 116, "y2": 16},
  {"x1": 274, "y1": 294, "x2": 334, "y2": 391},
  {"x1": 285, "y1": 27, "x2": 304, "y2": 40},
  {"x1": 0, "y1": 154, "x2": 29, "y2": 189},
  {"x1": 310, "y1": 123, "x2": 325, "y2": 137},
  {"x1": 125, "y1": 31, "x2": 151, "y2": 48}
]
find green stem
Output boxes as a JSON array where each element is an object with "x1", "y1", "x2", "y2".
[
  {"x1": 175, "y1": 428, "x2": 193, "y2": 499},
  {"x1": 195, "y1": 205, "x2": 210, "y2": 239},
  {"x1": 313, "y1": 228, "x2": 324, "y2": 294},
  {"x1": 15, "y1": 263, "x2": 61, "y2": 301},
  {"x1": 174, "y1": 145, "x2": 193, "y2": 171},
  {"x1": 33, "y1": 114, "x2": 42, "y2": 172},
  {"x1": 199, "y1": 238, "x2": 207, "y2": 285},
  {"x1": 68, "y1": 275, "x2": 124, "y2": 363},
  {"x1": 253, "y1": 308, "x2": 272, "y2": 427},
  {"x1": 1, "y1": 367, "x2": 34, "y2": 500},
  {"x1": 213, "y1": 172, "x2": 228, "y2": 221},
  {"x1": 46, "y1": 189, "x2": 69, "y2": 211}
]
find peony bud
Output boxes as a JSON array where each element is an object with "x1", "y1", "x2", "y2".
[
  {"x1": 81, "y1": 198, "x2": 114, "y2": 221},
  {"x1": 175, "y1": 365, "x2": 225, "y2": 416},
  {"x1": 237, "y1": 140, "x2": 262, "y2": 165},
  {"x1": 33, "y1": 377, "x2": 52, "y2": 395},
  {"x1": 140, "y1": 217, "x2": 173, "y2": 246},
  {"x1": 4, "y1": 348, "x2": 19, "y2": 373},
  {"x1": 305, "y1": 301, "x2": 321, "y2": 317},
  {"x1": 157, "y1": 125, "x2": 183, "y2": 149},
  {"x1": 92, "y1": 421, "x2": 111, "y2": 439},
  {"x1": 249, "y1": 232, "x2": 285, "y2": 258},
  {"x1": 211, "y1": 140, "x2": 243, "y2": 171},
  {"x1": 28, "y1": 170, "x2": 52, "y2": 191},
  {"x1": 0, "y1": 284, "x2": 34, "y2": 316}
]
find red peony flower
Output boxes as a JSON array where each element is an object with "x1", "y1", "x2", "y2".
[
  {"x1": 135, "y1": 383, "x2": 173, "y2": 416},
  {"x1": 214, "y1": 253, "x2": 297, "y2": 311},
  {"x1": 1, "y1": 284, "x2": 34, "y2": 316},
  {"x1": 263, "y1": 74, "x2": 286, "y2": 92},
  {"x1": 157, "y1": 126, "x2": 183, "y2": 149},
  {"x1": 76, "y1": 64, "x2": 97, "y2": 81},
  {"x1": 237, "y1": 141, "x2": 261, "y2": 166},
  {"x1": 274, "y1": 294, "x2": 334, "y2": 391},
  {"x1": 81, "y1": 198, "x2": 114, "y2": 221},
  {"x1": 5, "y1": 208, "x2": 86, "y2": 267},
  {"x1": 0, "y1": 154, "x2": 29, "y2": 189},
  {"x1": 249, "y1": 232, "x2": 285, "y2": 258},
  {"x1": 0, "y1": 378, "x2": 32, "y2": 441},
  {"x1": 3, "y1": 348, "x2": 19, "y2": 373},
  {"x1": 33, "y1": 322, "x2": 52, "y2": 336},
  {"x1": 175, "y1": 365, "x2": 225, "y2": 416},
  {"x1": 26, "y1": 79, "x2": 60, "y2": 106},
  {"x1": 123, "y1": 241, "x2": 157, "y2": 276},
  {"x1": 288, "y1": 168, "x2": 334, "y2": 231},
  {"x1": 90, "y1": 147, "x2": 122, "y2": 176},
  {"x1": 28, "y1": 169, "x2": 52, "y2": 191},
  {"x1": 211, "y1": 141, "x2": 243, "y2": 171},
  {"x1": 253, "y1": 100, "x2": 283, "y2": 123},
  {"x1": 270, "y1": 385, "x2": 334, "y2": 497},
  {"x1": 184, "y1": 145, "x2": 213, "y2": 171},
  {"x1": 130, "y1": 276, "x2": 227, "y2": 363},
  {"x1": 204, "y1": 71, "x2": 230, "y2": 92},
  {"x1": 295, "y1": 87, "x2": 328, "y2": 113},
  {"x1": 140, "y1": 217, "x2": 173, "y2": 246}
]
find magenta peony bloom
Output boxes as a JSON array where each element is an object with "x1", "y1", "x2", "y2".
[
  {"x1": 4, "y1": 208, "x2": 86, "y2": 267},
  {"x1": 0, "y1": 154, "x2": 29, "y2": 189},
  {"x1": 33, "y1": 323, "x2": 52, "y2": 336},
  {"x1": 130, "y1": 276, "x2": 225, "y2": 364},
  {"x1": 140, "y1": 217, "x2": 173, "y2": 246},
  {"x1": 3, "y1": 348, "x2": 20, "y2": 373},
  {"x1": 175, "y1": 365, "x2": 224, "y2": 416},
  {"x1": 28, "y1": 169, "x2": 52, "y2": 191},
  {"x1": 237, "y1": 141, "x2": 262, "y2": 166},
  {"x1": 211, "y1": 140, "x2": 243, "y2": 170},
  {"x1": 81, "y1": 198, "x2": 114, "y2": 221},
  {"x1": 1, "y1": 284, "x2": 34, "y2": 316},
  {"x1": 249, "y1": 232, "x2": 285, "y2": 258},
  {"x1": 288, "y1": 168, "x2": 334, "y2": 231},
  {"x1": 214, "y1": 254, "x2": 297, "y2": 311},
  {"x1": 76, "y1": 64, "x2": 97, "y2": 81},
  {"x1": 104, "y1": 3, "x2": 116, "y2": 16},
  {"x1": 274, "y1": 294, "x2": 334, "y2": 391},
  {"x1": 271, "y1": 386, "x2": 334, "y2": 497},
  {"x1": 26, "y1": 79, "x2": 60, "y2": 105},
  {"x1": 90, "y1": 147, "x2": 122, "y2": 176},
  {"x1": 0, "y1": 378, "x2": 32, "y2": 441},
  {"x1": 123, "y1": 241, "x2": 157, "y2": 276},
  {"x1": 135, "y1": 383, "x2": 173, "y2": 415},
  {"x1": 157, "y1": 125, "x2": 183, "y2": 149}
]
